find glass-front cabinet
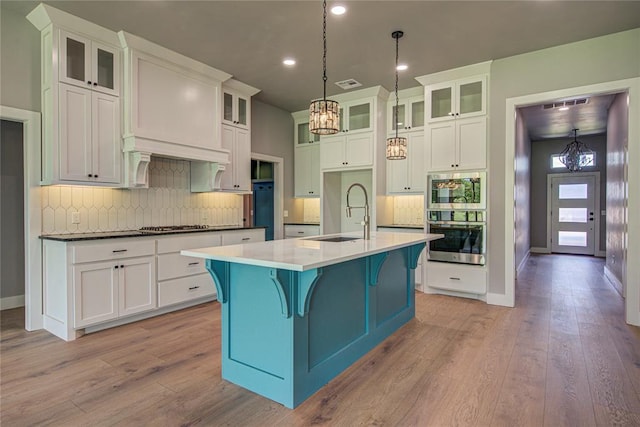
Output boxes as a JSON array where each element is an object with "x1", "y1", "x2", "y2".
[
  {"x1": 59, "y1": 30, "x2": 119, "y2": 97},
  {"x1": 426, "y1": 75, "x2": 486, "y2": 123},
  {"x1": 223, "y1": 89, "x2": 250, "y2": 129},
  {"x1": 334, "y1": 99, "x2": 372, "y2": 133},
  {"x1": 387, "y1": 93, "x2": 425, "y2": 133},
  {"x1": 296, "y1": 121, "x2": 320, "y2": 145}
]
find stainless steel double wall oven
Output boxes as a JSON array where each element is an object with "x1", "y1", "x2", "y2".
[{"x1": 426, "y1": 172, "x2": 486, "y2": 265}]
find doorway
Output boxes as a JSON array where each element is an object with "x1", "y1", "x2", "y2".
[
  {"x1": 252, "y1": 181, "x2": 274, "y2": 241},
  {"x1": 250, "y1": 153, "x2": 284, "y2": 240},
  {"x1": 1, "y1": 120, "x2": 26, "y2": 309},
  {"x1": 549, "y1": 173, "x2": 597, "y2": 255}
]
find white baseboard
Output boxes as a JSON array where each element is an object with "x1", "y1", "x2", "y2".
[
  {"x1": 516, "y1": 250, "x2": 531, "y2": 279},
  {"x1": 604, "y1": 265, "x2": 624, "y2": 297},
  {"x1": 487, "y1": 292, "x2": 514, "y2": 307},
  {"x1": 530, "y1": 247, "x2": 550, "y2": 254},
  {"x1": 1, "y1": 295, "x2": 25, "y2": 310}
]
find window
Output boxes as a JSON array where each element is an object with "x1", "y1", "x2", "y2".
[{"x1": 551, "y1": 153, "x2": 595, "y2": 169}]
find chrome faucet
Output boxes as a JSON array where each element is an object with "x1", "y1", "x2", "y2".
[{"x1": 346, "y1": 183, "x2": 370, "y2": 240}]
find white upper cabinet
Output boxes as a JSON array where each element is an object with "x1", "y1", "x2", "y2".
[
  {"x1": 27, "y1": 5, "x2": 124, "y2": 186},
  {"x1": 219, "y1": 124, "x2": 251, "y2": 192},
  {"x1": 320, "y1": 133, "x2": 374, "y2": 170},
  {"x1": 336, "y1": 99, "x2": 373, "y2": 134},
  {"x1": 294, "y1": 144, "x2": 320, "y2": 197},
  {"x1": 387, "y1": 130, "x2": 426, "y2": 194},
  {"x1": 426, "y1": 75, "x2": 486, "y2": 123},
  {"x1": 387, "y1": 88, "x2": 425, "y2": 134},
  {"x1": 59, "y1": 30, "x2": 120, "y2": 97},
  {"x1": 222, "y1": 88, "x2": 250, "y2": 130},
  {"x1": 426, "y1": 116, "x2": 486, "y2": 171},
  {"x1": 292, "y1": 110, "x2": 320, "y2": 146}
]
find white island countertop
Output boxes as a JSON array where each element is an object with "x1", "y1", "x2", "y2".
[{"x1": 182, "y1": 231, "x2": 443, "y2": 271}]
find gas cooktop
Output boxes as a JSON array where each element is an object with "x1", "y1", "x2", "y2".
[{"x1": 139, "y1": 225, "x2": 210, "y2": 233}]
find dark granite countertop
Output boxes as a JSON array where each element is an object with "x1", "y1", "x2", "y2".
[
  {"x1": 40, "y1": 226, "x2": 266, "y2": 242},
  {"x1": 376, "y1": 224, "x2": 424, "y2": 230},
  {"x1": 284, "y1": 222, "x2": 320, "y2": 226}
]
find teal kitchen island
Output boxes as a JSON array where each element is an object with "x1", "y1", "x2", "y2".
[{"x1": 182, "y1": 231, "x2": 442, "y2": 408}]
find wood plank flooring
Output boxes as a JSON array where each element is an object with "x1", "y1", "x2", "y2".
[{"x1": 2, "y1": 254, "x2": 640, "y2": 426}]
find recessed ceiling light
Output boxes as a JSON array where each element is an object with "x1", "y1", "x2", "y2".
[
  {"x1": 283, "y1": 58, "x2": 296, "y2": 66},
  {"x1": 331, "y1": 5, "x2": 346, "y2": 15},
  {"x1": 396, "y1": 64, "x2": 408, "y2": 71}
]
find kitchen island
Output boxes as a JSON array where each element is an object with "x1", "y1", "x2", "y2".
[{"x1": 182, "y1": 231, "x2": 442, "y2": 408}]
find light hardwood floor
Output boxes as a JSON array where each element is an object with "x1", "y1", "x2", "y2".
[{"x1": 2, "y1": 254, "x2": 640, "y2": 426}]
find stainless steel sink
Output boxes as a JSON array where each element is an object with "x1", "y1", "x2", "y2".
[{"x1": 306, "y1": 236, "x2": 361, "y2": 243}]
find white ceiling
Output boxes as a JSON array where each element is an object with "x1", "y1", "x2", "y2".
[{"x1": 3, "y1": 0, "x2": 639, "y2": 139}]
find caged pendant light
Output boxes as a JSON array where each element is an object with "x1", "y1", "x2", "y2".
[
  {"x1": 559, "y1": 128, "x2": 594, "y2": 172},
  {"x1": 386, "y1": 31, "x2": 407, "y2": 160},
  {"x1": 309, "y1": 0, "x2": 340, "y2": 135}
]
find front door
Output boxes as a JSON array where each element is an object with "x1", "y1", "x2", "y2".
[{"x1": 550, "y1": 174, "x2": 596, "y2": 255}]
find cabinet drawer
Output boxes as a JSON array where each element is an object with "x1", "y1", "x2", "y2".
[
  {"x1": 284, "y1": 225, "x2": 320, "y2": 238},
  {"x1": 73, "y1": 239, "x2": 155, "y2": 264},
  {"x1": 221, "y1": 229, "x2": 265, "y2": 245},
  {"x1": 158, "y1": 273, "x2": 216, "y2": 307},
  {"x1": 425, "y1": 262, "x2": 486, "y2": 294},
  {"x1": 156, "y1": 233, "x2": 221, "y2": 254},
  {"x1": 157, "y1": 252, "x2": 207, "y2": 281}
]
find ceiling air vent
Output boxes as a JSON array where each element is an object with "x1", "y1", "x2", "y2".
[
  {"x1": 542, "y1": 98, "x2": 589, "y2": 110},
  {"x1": 335, "y1": 79, "x2": 362, "y2": 90}
]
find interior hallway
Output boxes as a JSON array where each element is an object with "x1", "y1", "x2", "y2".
[{"x1": 1, "y1": 254, "x2": 639, "y2": 426}]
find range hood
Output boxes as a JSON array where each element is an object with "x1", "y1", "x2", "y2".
[{"x1": 119, "y1": 31, "x2": 232, "y2": 188}]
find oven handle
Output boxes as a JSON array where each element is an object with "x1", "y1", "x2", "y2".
[{"x1": 427, "y1": 221, "x2": 486, "y2": 226}]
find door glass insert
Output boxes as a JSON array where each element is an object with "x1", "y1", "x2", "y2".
[
  {"x1": 391, "y1": 104, "x2": 405, "y2": 131},
  {"x1": 411, "y1": 101, "x2": 424, "y2": 127},
  {"x1": 431, "y1": 87, "x2": 452, "y2": 119},
  {"x1": 458, "y1": 81, "x2": 482, "y2": 114},
  {"x1": 238, "y1": 98, "x2": 247, "y2": 125},
  {"x1": 223, "y1": 93, "x2": 233, "y2": 122},
  {"x1": 349, "y1": 103, "x2": 370, "y2": 130},
  {"x1": 66, "y1": 38, "x2": 85, "y2": 81},
  {"x1": 557, "y1": 231, "x2": 587, "y2": 247},
  {"x1": 558, "y1": 183, "x2": 588, "y2": 199},
  {"x1": 558, "y1": 208, "x2": 588, "y2": 223},
  {"x1": 96, "y1": 48, "x2": 114, "y2": 89}
]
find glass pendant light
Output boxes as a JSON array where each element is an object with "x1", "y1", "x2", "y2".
[
  {"x1": 559, "y1": 128, "x2": 593, "y2": 172},
  {"x1": 309, "y1": 0, "x2": 340, "y2": 135},
  {"x1": 386, "y1": 30, "x2": 407, "y2": 160}
]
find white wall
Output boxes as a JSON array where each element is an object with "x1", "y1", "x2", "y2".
[
  {"x1": 489, "y1": 28, "x2": 640, "y2": 297},
  {"x1": 606, "y1": 92, "x2": 629, "y2": 291},
  {"x1": 514, "y1": 109, "x2": 530, "y2": 275}
]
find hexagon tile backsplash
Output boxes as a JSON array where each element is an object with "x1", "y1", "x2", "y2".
[
  {"x1": 393, "y1": 195, "x2": 424, "y2": 226},
  {"x1": 41, "y1": 158, "x2": 243, "y2": 235}
]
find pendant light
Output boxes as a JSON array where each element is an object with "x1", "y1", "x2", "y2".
[
  {"x1": 309, "y1": 0, "x2": 340, "y2": 135},
  {"x1": 559, "y1": 128, "x2": 593, "y2": 172},
  {"x1": 386, "y1": 31, "x2": 407, "y2": 160}
]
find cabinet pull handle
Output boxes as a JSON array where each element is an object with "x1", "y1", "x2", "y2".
[
  {"x1": 449, "y1": 277, "x2": 461, "y2": 280},
  {"x1": 112, "y1": 249, "x2": 127, "y2": 253},
  {"x1": 242, "y1": 237, "x2": 250, "y2": 241},
  {"x1": 298, "y1": 231, "x2": 304, "y2": 234},
  {"x1": 188, "y1": 262, "x2": 200, "y2": 266},
  {"x1": 188, "y1": 285, "x2": 201, "y2": 290}
]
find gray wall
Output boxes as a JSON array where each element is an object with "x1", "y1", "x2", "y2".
[
  {"x1": 606, "y1": 92, "x2": 628, "y2": 291},
  {"x1": 1, "y1": 119, "x2": 25, "y2": 299},
  {"x1": 488, "y1": 28, "x2": 640, "y2": 296},
  {"x1": 0, "y1": 5, "x2": 40, "y2": 111},
  {"x1": 514, "y1": 109, "x2": 531, "y2": 274},
  {"x1": 529, "y1": 134, "x2": 607, "y2": 252},
  {"x1": 250, "y1": 100, "x2": 298, "y2": 222}
]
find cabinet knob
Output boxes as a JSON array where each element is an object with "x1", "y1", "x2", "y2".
[
  {"x1": 94, "y1": 174, "x2": 98, "y2": 178},
  {"x1": 451, "y1": 164, "x2": 454, "y2": 168},
  {"x1": 114, "y1": 265, "x2": 119, "y2": 269},
  {"x1": 120, "y1": 265, "x2": 124, "y2": 268},
  {"x1": 93, "y1": 82, "x2": 98, "y2": 86},
  {"x1": 88, "y1": 174, "x2": 93, "y2": 178},
  {"x1": 87, "y1": 81, "x2": 92, "y2": 85},
  {"x1": 455, "y1": 164, "x2": 459, "y2": 167}
]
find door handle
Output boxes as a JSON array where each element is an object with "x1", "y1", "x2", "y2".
[{"x1": 589, "y1": 218, "x2": 594, "y2": 221}]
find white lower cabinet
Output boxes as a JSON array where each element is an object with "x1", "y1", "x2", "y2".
[
  {"x1": 42, "y1": 228, "x2": 266, "y2": 341},
  {"x1": 284, "y1": 224, "x2": 320, "y2": 239},
  {"x1": 425, "y1": 261, "x2": 486, "y2": 295},
  {"x1": 156, "y1": 232, "x2": 222, "y2": 308}
]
